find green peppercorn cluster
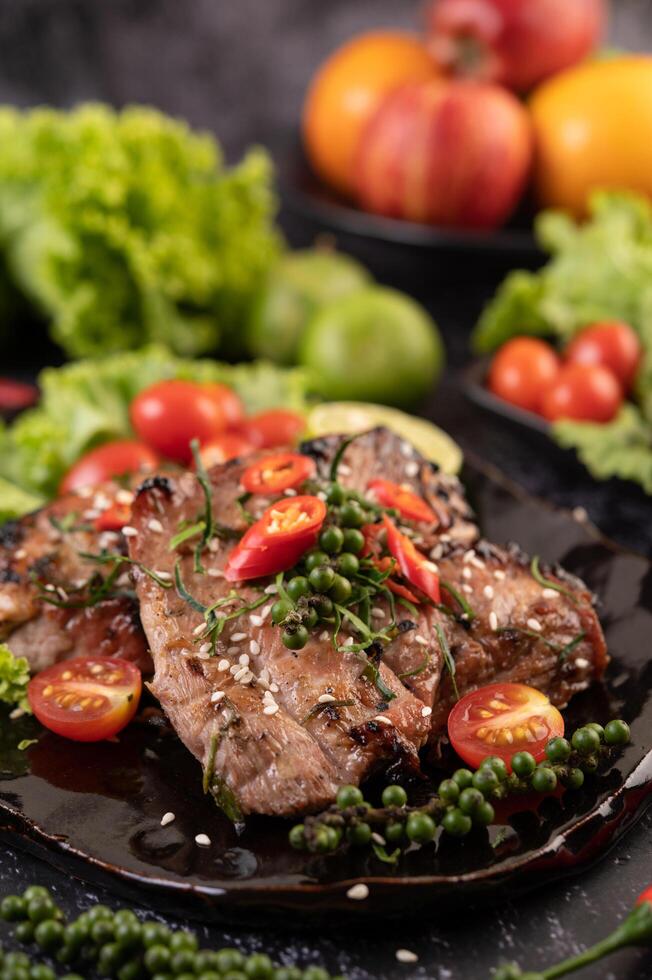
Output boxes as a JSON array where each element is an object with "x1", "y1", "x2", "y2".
[
  {"x1": 0, "y1": 886, "x2": 342, "y2": 980},
  {"x1": 289, "y1": 720, "x2": 631, "y2": 856},
  {"x1": 272, "y1": 481, "x2": 391, "y2": 651}
]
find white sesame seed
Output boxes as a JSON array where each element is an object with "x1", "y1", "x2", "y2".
[
  {"x1": 83, "y1": 509, "x2": 100, "y2": 520},
  {"x1": 542, "y1": 588, "x2": 559, "y2": 600},
  {"x1": 238, "y1": 653, "x2": 250, "y2": 666},
  {"x1": 208, "y1": 538, "x2": 220, "y2": 552},
  {"x1": 260, "y1": 604, "x2": 272, "y2": 620},
  {"x1": 193, "y1": 622, "x2": 206, "y2": 636},
  {"x1": 374, "y1": 715, "x2": 393, "y2": 726},
  {"x1": 207, "y1": 568, "x2": 224, "y2": 578},
  {"x1": 211, "y1": 691, "x2": 225, "y2": 703},
  {"x1": 573, "y1": 506, "x2": 588, "y2": 522},
  {"x1": 250, "y1": 615, "x2": 263, "y2": 627},
  {"x1": 371, "y1": 607, "x2": 385, "y2": 619},
  {"x1": 319, "y1": 631, "x2": 330, "y2": 642},
  {"x1": 198, "y1": 642, "x2": 212, "y2": 655},
  {"x1": 238, "y1": 670, "x2": 254, "y2": 685},
  {"x1": 575, "y1": 657, "x2": 589, "y2": 668},
  {"x1": 430, "y1": 544, "x2": 443, "y2": 560},
  {"x1": 195, "y1": 833, "x2": 211, "y2": 847},
  {"x1": 347, "y1": 883, "x2": 369, "y2": 901},
  {"x1": 318, "y1": 693, "x2": 336, "y2": 704},
  {"x1": 14, "y1": 549, "x2": 26, "y2": 560},
  {"x1": 463, "y1": 549, "x2": 476, "y2": 564},
  {"x1": 217, "y1": 659, "x2": 230, "y2": 672},
  {"x1": 421, "y1": 706, "x2": 432, "y2": 718},
  {"x1": 76, "y1": 486, "x2": 94, "y2": 498},
  {"x1": 439, "y1": 533, "x2": 451, "y2": 543},
  {"x1": 400, "y1": 441, "x2": 413, "y2": 458},
  {"x1": 470, "y1": 557, "x2": 486, "y2": 570},
  {"x1": 396, "y1": 949, "x2": 418, "y2": 964},
  {"x1": 147, "y1": 518, "x2": 164, "y2": 534},
  {"x1": 121, "y1": 525, "x2": 138, "y2": 537},
  {"x1": 116, "y1": 489, "x2": 134, "y2": 505},
  {"x1": 494, "y1": 569, "x2": 506, "y2": 581},
  {"x1": 284, "y1": 488, "x2": 297, "y2": 497},
  {"x1": 462, "y1": 584, "x2": 473, "y2": 594},
  {"x1": 9, "y1": 707, "x2": 25, "y2": 720},
  {"x1": 227, "y1": 646, "x2": 240, "y2": 656},
  {"x1": 153, "y1": 570, "x2": 172, "y2": 581},
  {"x1": 231, "y1": 632, "x2": 246, "y2": 642},
  {"x1": 483, "y1": 585, "x2": 494, "y2": 600},
  {"x1": 270, "y1": 683, "x2": 279, "y2": 693},
  {"x1": 338, "y1": 463, "x2": 352, "y2": 476},
  {"x1": 489, "y1": 611, "x2": 498, "y2": 631},
  {"x1": 371, "y1": 832, "x2": 386, "y2": 846},
  {"x1": 462, "y1": 567, "x2": 472, "y2": 580},
  {"x1": 414, "y1": 635, "x2": 428, "y2": 646},
  {"x1": 264, "y1": 584, "x2": 278, "y2": 595},
  {"x1": 423, "y1": 560, "x2": 438, "y2": 573},
  {"x1": 234, "y1": 666, "x2": 250, "y2": 681},
  {"x1": 263, "y1": 704, "x2": 279, "y2": 716},
  {"x1": 343, "y1": 636, "x2": 355, "y2": 647},
  {"x1": 527, "y1": 618, "x2": 542, "y2": 632},
  {"x1": 160, "y1": 812, "x2": 175, "y2": 826},
  {"x1": 405, "y1": 460, "x2": 419, "y2": 478},
  {"x1": 249, "y1": 639, "x2": 260, "y2": 655}
]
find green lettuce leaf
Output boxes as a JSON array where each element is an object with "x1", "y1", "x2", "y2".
[
  {"x1": 0, "y1": 644, "x2": 31, "y2": 713},
  {"x1": 553, "y1": 405, "x2": 652, "y2": 493}
]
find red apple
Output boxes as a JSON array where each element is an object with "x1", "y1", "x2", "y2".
[
  {"x1": 355, "y1": 79, "x2": 532, "y2": 230},
  {"x1": 425, "y1": 0, "x2": 606, "y2": 93}
]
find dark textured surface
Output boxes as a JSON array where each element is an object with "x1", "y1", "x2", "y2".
[{"x1": 0, "y1": 1, "x2": 651, "y2": 977}]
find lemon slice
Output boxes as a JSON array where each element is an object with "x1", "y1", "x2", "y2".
[{"x1": 306, "y1": 402, "x2": 463, "y2": 475}]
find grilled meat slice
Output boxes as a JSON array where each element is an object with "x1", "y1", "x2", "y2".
[
  {"x1": 0, "y1": 485, "x2": 151, "y2": 674},
  {"x1": 128, "y1": 467, "x2": 430, "y2": 817}
]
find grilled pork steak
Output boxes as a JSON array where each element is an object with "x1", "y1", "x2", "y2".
[{"x1": 0, "y1": 485, "x2": 150, "y2": 674}]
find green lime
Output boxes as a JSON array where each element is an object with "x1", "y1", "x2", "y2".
[
  {"x1": 247, "y1": 249, "x2": 371, "y2": 364},
  {"x1": 300, "y1": 286, "x2": 444, "y2": 407},
  {"x1": 306, "y1": 401, "x2": 462, "y2": 474}
]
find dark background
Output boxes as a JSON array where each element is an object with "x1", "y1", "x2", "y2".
[{"x1": 1, "y1": 2, "x2": 652, "y2": 978}]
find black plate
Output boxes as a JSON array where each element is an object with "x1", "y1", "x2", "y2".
[
  {"x1": 279, "y1": 144, "x2": 543, "y2": 261},
  {"x1": 1, "y1": 459, "x2": 651, "y2": 927}
]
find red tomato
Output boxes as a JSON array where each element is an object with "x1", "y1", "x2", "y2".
[
  {"x1": 28, "y1": 657, "x2": 142, "y2": 742},
  {"x1": 488, "y1": 338, "x2": 560, "y2": 413},
  {"x1": 383, "y1": 515, "x2": 441, "y2": 603},
  {"x1": 203, "y1": 382, "x2": 245, "y2": 428},
  {"x1": 241, "y1": 453, "x2": 316, "y2": 495},
  {"x1": 225, "y1": 495, "x2": 327, "y2": 582},
  {"x1": 540, "y1": 363, "x2": 623, "y2": 422},
  {"x1": 565, "y1": 320, "x2": 642, "y2": 391},
  {"x1": 240, "y1": 409, "x2": 306, "y2": 449},
  {"x1": 637, "y1": 887, "x2": 652, "y2": 907},
  {"x1": 368, "y1": 478, "x2": 437, "y2": 524},
  {"x1": 60, "y1": 441, "x2": 159, "y2": 494},
  {"x1": 94, "y1": 502, "x2": 132, "y2": 533},
  {"x1": 199, "y1": 433, "x2": 255, "y2": 469},
  {"x1": 0, "y1": 378, "x2": 38, "y2": 412},
  {"x1": 130, "y1": 381, "x2": 227, "y2": 464},
  {"x1": 448, "y1": 682, "x2": 565, "y2": 769}
]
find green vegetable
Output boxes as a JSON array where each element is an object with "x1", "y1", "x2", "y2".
[
  {"x1": 553, "y1": 405, "x2": 652, "y2": 493},
  {"x1": 0, "y1": 644, "x2": 31, "y2": 713},
  {"x1": 0, "y1": 104, "x2": 281, "y2": 359},
  {"x1": 300, "y1": 286, "x2": 444, "y2": 407},
  {"x1": 247, "y1": 248, "x2": 370, "y2": 364},
  {"x1": 0, "y1": 344, "x2": 306, "y2": 513}
]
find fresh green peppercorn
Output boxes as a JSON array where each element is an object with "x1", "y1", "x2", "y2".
[
  {"x1": 14, "y1": 921, "x2": 34, "y2": 945},
  {"x1": 144, "y1": 945, "x2": 171, "y2": 973},
  {"x1": 472, "y1": 767, "x2": 499, "y2": 796},
  {"x1": 245, "y1": 953, "x2": 274, "y2": 978},
  {"x1": 604, "y1": 719, "x2": 630, "y2": 746},
  {"x1": 312, "y1": 595, "x2": 334, "y2": 619},
  {"x1": 287, "y1": 576, "x2": 311, "y2": 601},
  {"x1": 142, "y1": 923, "x2": 171, "y2": 949},
  {"x1": 511, "y1": 751, "x2": 536, "y2": 778},
  {"x1": 340, "y1": 502, "x2": 365, "y2": 528},
  {"x1": 271, "y1": 599, "x2": 293, "y2": 625},
  {"x1": 442, "y1": 809, "x2": 472, "y2": 837},
  {"x1": 305, "y1": 551, "x2": 329, "y2": 573},
  {"x1": 26, "y1": 898, "x2": 57, "y2": 925},
  {"x1": 303, "y1": 607, "x2": 319, "y2": 629},
  {"x1": 170, "y1": 931, "x2": 199, "y2": 953},
  {"x1": 458, "y1": 787, "x2": 484, "y2": 815},
  {"x1": 86, "y1": 905, "x2": 112, "y2": 924},
  {"x1": 326, "y1": 483, "x2": 345, "y2": 506},
  {"x1": 114, "y1": 920, "x2": 142, "y2": 950},
  {"x1": 545, "y1": 737, "x2": 571, "y2": 765},
  {"x1": 34, "y1": 919, "x2": 64, "y2": 952},
  {"x1": 302, "y1": 969, "x2": 330, "y2": 980},
  {"x1": 195, "y1": 950, "x2": 222, "y2": 972},
  {"x1": 90, "y1": 919, "x2": 113, "y2": 945},
  {"x1": 64, "y1": 921, "x2": 90, "y2": 950},
  {"x1": 342, "y1": 529, "x2": 365, "y2": 555},
  {"x1": 336, "y1": 785, "x2": 364, "y2": 808},
  {"x1": 275, "y1": 968, "x2": 302, "y2": 980},
  {"x1": 381, "y1": 785, "x2": 407, "y2": 808},
  {"x1": 336, "y1": 553, "x2": 359, "y2": 578},
  {"x1": 320, "y1": 527, "x2": 344, "y2": 555},
  {"x1": 171, "y1": 950, "x2": 197, "y2": 974},
  {"x1": 347, "y1": 822, "x2": 372, "y2": 846},
  {"x1": 572, "y1": 726, "x2": 601, "y2": 755},
  {"x1": 585, "y1": 722, "x2": 605, "y2": 739},
  {"x1": 23, "y1": 888, "x2": 50, "y2": 904},
  {"x1": 309, "y1": 566, "x2": 336, "y2": 593},
  {"x1": 3, "y1": 953, "x2": 30, "y2": 968},
  {"x1": 406, "y1": 812, "x2": 436, "y2": 843},
  {"x1": 98, "y1": 942, "x2": 123, "y2": 974},
  {"x1": 311, "y1": 826, "x2": 335, "y2": 853},
  {"x1": 288, "y1": 824, "x2": 306, "y2": 850},
  {"x1": 561, "y1": 767, "x2": 585, "y2": 790},
  {"x1": 29, "y1": 967, "x2": 56, "y2": 980},
  {"x1": 222, "y1": 972, "x2": 248, "y2": 980},
  {"x1": 282, "y1": 625, "x2": 309, "y2": 650},
  {"x1": 113, "y1": 909, "x2": 138, "y2": 929},
  {"x1": 385, "y1": 821, "x2": 405, "y2": 844},
  {"x1": 325, "y1": 827, "x2": 342, "y2": 850},
  {"x1": 215, "y1": 950, "x2": 245, "y2": 973},
  {"x1": 480, "y1": 756, "x2": 509, "y2": 782},
  {"x1": 452, "y1": 768, "x2": 474, "y2": 790},
  {"x1": 531, "y1": 766, "x2": 557, "y2": 793},
  {"x1": 59, "y1": 975, "x2": 84, "y2": 980},
  {"x1": 117, "y1": 962, "x2": 145, "y2": 980},
  {"x1": 2, "y1": 965, "x2": 30, "y2": 980},
  {"x1": 198, "y1": 973, "x2": 222, "y2": 980},
  {"x1": 473, "y1": 800, "x2": 495, "y2": 826},
  {"x1": 329, "y1": 575, "x2": 352, "y2": 603},
  {"x1": 438, "y1": 779, "x2": 460, "y2": 804},
  {"x1": 582, "y1": 755, "x2": 599, "y2": 774}
]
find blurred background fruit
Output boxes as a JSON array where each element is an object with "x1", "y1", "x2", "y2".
[
  {"x1": 425, "y1": 0, "x2": 606, "y2": 92},
  {"x1": 247, "y1": 248, "x2": 371, "y2": 364},
  {"x1": 530, "y1": 55, "x2": 652, "y2": 215},
  {"x1": 355, "y1": 79, "x2": 532, "y2": 229},
  {"x1": 299, "y1": 286, "x2": 444, "y2": 406},
  {"x1": 302, "y1": 30, "x2": 438, "y2": 198}
]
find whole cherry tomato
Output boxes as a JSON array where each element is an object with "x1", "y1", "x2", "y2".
[
  {"x1": 60, "y1": 441, "x2": 159, "y2": 494},
  {"x1": 565, "y1": 321, "x2": 641, "y2": 391},
  {"x1": 240, "y1": 409, "x2": 306, "y2": 449},
  {"x1": 203, "y1": 382, "x2": 245, "y2": 428},
  {"x1": 130, "y1": 381, "x2": 227, "y2": 464},
  {"x1": 198, "y1": 432, "x2": 255, "y2": 469},
  {"x1": 540, "y1": 363, "x2": 623, "y2": 422},
  {"x1": 488, "y1": 338, "x2": 560, "y2": 413}
]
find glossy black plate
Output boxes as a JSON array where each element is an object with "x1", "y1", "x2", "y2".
[{"x1": 0, "y1": 459, "x2": 651, "y2": 927}]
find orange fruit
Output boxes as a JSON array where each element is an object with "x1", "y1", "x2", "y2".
[{"x1": 302, "y1": 31, "x2": 438, "y2": 198}]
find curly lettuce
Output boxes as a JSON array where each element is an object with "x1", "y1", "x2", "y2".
[
  {"x1": 0, "y1": 345, "x2": 307, "y2": 512},
  {"x1": 0, "y1": 104, "x2": 281, "y2": 358},
  {"x1": 553, "y1": 406, "x2": 652, "y2": 494},
  {"x1": 0, "y1": 644, "x2": 31, "y2": 713}
]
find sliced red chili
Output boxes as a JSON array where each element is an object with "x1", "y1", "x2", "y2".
[
  {"x1": 368, "y1": 479, "x2": 437, "y2": 525},
  {"x1": 94, "y1": 502, "x2": 132, "y2": 533},
  {"x1": 373, "y1": 556, "x2": 421, "y2": 605},
  {"x1": 637, "y1": 887, "x2": 652, "y2": 907},
  {"x1": 241, "y1": 452, "x2": 316, "y2": 495},
  {"x1": 225, "y1": 495, "x2": 327, "y2": 582},
  {"x1": 383, "y1": 515, "x2": 441, "y2": 604}
]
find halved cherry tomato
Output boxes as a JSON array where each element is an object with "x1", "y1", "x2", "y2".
[
  {"x1": 199, "y1": 432, "x2": 255, "y2": 469},
  {"x1": 130, "y1": 380, "x2": 227, "y2": 464},
  {"x1": 203, "y1": 382, "x2": 245, "y2": 428},
  {"x1": 368, "y1": 478, "x2": 437, "y2": 524},
  {"x1": 60, "y1": 441, "x2": 159, "y2": 495},
  {"x1": 94, "y1": 501, "x2": 132, "y2": 533},
  {"x1": 447, "y1": 682, "x2": 565, "y2": 769},
  {"x1": 240, "y1": 409, "x2": 306, "y2": 449},
  {"x1": 565, "y1": 321, "x2": 641, "y2": 392},
  {"x1": 488, "y1": 338, "x2": 561, "y2": 414},
  {"x1": 225, "y1": 495, "x2": 327, "y2": 582},
  {"x1": 241, "y1": 452, "x2": 316, "y2": 495},
  {"x1": 383, "y1": 515, "x2": 440, "y2": 603},
  {"x1": 28, "y1": 657, "x2": 142, "y2": 742},
  {"x1": 0, "y1": 378, "x2": 38, "y2": 412},
  {"x1": 540, "y1": 363, "x2": 623, "y2": 422}
]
